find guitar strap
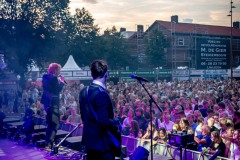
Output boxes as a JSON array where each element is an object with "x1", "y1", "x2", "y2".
[
  {"x1": 86, "y1": 86, "x2": 121, "y2": 148},
  {"x1": 86, "y1": 86, "x2": 98, "y2": 121}
]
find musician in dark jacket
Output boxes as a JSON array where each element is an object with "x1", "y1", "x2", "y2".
[
  {"x1": 79, "y1": 60, "x2": 119, "y2": 160},
  {"x1": 41, "y1": 63, "x2": 65, "y2": 148}
]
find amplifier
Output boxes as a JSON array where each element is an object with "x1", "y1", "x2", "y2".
[{"x1": 168, "y1": 132, "x2": 194, "y2": 147}]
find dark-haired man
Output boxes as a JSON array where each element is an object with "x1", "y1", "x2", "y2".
[
  {"x1": 207, "y1": 116, "x2": 219, "y2": 133},
  {"x1": 79, "y1": 60, "x2": 120, "y2": 160},
  {"x1": 134, "y1": 108, "x2": 146, "y2": 132},
  {"x1": 218, "y1": 102, "x2": 230, "y2": 117}
]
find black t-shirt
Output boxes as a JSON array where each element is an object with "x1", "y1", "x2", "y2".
[
  {"x1": 209, "y1": 141, "x2": 226, "y2": 157},
  {"x1": 134, "y1": 116, "x2": 147, "y2": 131},
  {"x1": 160, "y1": 136, "x2": 168, "y2": 143},
  {"x1": 234, "y1": 122, "x2": 240, "y2": 130},
  {"x1": 193, "y1": 104, "x2": 199, "y2": 111},
  {"x1": 200, "y1": 109, "x2": 208, "y2": 118}
]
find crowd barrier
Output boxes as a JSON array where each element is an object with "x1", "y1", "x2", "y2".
[
  {"x1": 32, "y1": 116, "x2": 83, "y2": 136},
  {"x1": 122, "y1": 136, "x2": 230, "y2": 160},
  {"x1": 32, "y1": 116, "x2": 230, "y2": 160}
]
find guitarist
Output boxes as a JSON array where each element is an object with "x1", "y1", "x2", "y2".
[{"x1": 79, "y1": 60, "x2": 121, "y2": 160}]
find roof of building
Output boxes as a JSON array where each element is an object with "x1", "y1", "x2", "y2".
[
  {"x1": 121, "y1": 31, "x2": 136, "y2": 38},
  {"x1": 147, "y1": 20, "x2": 240, "y2": 37}
]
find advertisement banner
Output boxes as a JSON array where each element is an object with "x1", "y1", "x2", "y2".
[
  {"x1": 60, "y1": 71, "x2": 72, "y2": 77},
  {"x1": 73, "y1": 71, "x2": 88, "y2": 77},
  {"x1": 190, "y1": 70, "x2": 205, "y2": 75},
  {"x1": 228, "y1": 69, "x2": 240, "y2": 77},
  {"x1": 172, "y1": 70, "x2": 189, "y2": 76},
  {"x1": 205, "y1": 70, "x2": 227, "y2": 75},
  {"x1": 196, "y1": 38, "x2": 230, "y2": 69}
]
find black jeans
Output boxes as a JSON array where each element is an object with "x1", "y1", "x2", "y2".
[
  {"x1": 45, "y1": 106, "x2": 59, "y2": 145},
  {"x1": 86, "y1": 149, "x2": 115, "y2": 160}
]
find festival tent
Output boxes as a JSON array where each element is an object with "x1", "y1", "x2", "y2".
[
  {"x1": 28, "y1": 55, "x2": 91, "y2": 83},
  {"x1": 27, "y1": 60, "x2": 40, "y2": 72},
  {"x1": 60, "y1": 55, "x2": 91, "y2": 80},
  {"x1": 62, "y1": 55, "x2": 82, "y2": 71}
]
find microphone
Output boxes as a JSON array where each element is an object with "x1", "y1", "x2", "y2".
[
  {"x1": 130, "y1": 74, "x2": 149, "y2": 82},
  {"x1": 59, "y1": 74, "x2": 67, "y2": 84}
]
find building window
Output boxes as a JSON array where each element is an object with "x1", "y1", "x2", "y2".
[{"x1": 178, "y1": 38, "x2": 184, "y2": 46}]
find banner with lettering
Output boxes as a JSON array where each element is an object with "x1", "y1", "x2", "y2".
[{"x1": 196, "y1": 38, "x2": 230, "y2": 69}]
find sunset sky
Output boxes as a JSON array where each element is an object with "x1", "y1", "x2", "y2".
[{"x1": 69, "y1": 0, "x2": 240, "y2": 32}]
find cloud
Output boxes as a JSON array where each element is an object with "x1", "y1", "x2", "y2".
[
  {"x1": 69, "y1": 0, "x2": 240, "y2": 32},
  {"x1": 82, "y1": 0, "x2": 97, "y2": 4}
]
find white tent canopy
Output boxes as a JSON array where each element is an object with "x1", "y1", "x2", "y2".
[
  {"x1": 62, "y1": 55, "x2": 82, "y2": 71},
  {"x1": 28, "y1": 60, "x2": 39, "y2": 71},
  {"x1": 236, "y1": 65, "x2": 240, "y2": 70}
]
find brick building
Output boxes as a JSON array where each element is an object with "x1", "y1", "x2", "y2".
[{"x1": 122, "y1": 16, "x2": 240, "y2": 71}]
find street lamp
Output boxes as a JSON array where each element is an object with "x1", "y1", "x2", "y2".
[{"x1": 227, "y1": 0, "x2": 236, "y2": 82}]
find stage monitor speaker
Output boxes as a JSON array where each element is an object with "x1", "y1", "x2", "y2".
[{"x1": 130, "y1": 146, "x2": 149, "y2": 160}]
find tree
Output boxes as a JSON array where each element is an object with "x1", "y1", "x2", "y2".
[
  {"x1": 100, "y1": 26, "x2": 130, "y2": 70},
  {"x1": 0, "y1": 0, "x2": 71, "y2": 86},
  {"x1": 145, "y1": 29, "x2": 169, "y2": 68},
  {"x1": 66, "y1": 7, "x2": 100, "y2": 66}
]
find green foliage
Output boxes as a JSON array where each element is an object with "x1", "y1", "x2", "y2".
[
  {"x1": 0, "y1": 0, "x2": 71, "y2": 75},
  {"x1": 65, "y1": 7, "x2": 99, "y2": 66},
  {"x1": 0, "y1": 0, "x2": 130, "y2": 87},
  {"x1": 99, "y1": 26, "x2": 130, "y2": 70},
  {"x1": 145, "y1": 29, "x2": 169, "y2": 68}
]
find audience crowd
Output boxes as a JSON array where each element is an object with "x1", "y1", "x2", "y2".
[{"x1": 0, "y1": 78, "x2": 240, "y2": 159}]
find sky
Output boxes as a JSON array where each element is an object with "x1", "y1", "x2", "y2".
[{"x1": 69, "y1": 0, "x2": 240, "y2": 32}]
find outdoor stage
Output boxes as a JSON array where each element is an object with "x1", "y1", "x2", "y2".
[
  {"x1": 1, "y1": 114, "x2": 230, "y2": 160},
  {"x1": 0, "y1": 138, "x2": 49, "y2": 160},
  {"x1": 0, "y1": 138, "x2": 168, "y2": 160}
]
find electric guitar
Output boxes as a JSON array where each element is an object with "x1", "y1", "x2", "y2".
[{"x1": 108, "y1": 118, "x2": 122, "y2": 156}]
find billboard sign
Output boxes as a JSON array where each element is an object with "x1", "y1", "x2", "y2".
[
  {"x1": 196, "y1": 38, "x2": 230, "y2": 69},
  {"x1": 172, "y1": 70, "x2": 189, "y2": 77},
  {"x1": 190, "y1": 70, "x2": 205, "y2": 75}
]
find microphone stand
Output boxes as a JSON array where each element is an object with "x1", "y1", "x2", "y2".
[
  {"x1": 135, "y1": 79, "x2": 163, "y2": 160},
  {"x1": 50, "y1": 123, "x2": 81, "y2": 155}
]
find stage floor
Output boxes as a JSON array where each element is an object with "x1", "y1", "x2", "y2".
[
  {"x1": 0, "y1": 138, "x2": 51, "y2": 160},
  {"x1": 0, "y1": 138, "x2": 169, "y2": 160}
]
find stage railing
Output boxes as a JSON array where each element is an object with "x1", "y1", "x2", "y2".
[{"x1": 32, "y1": 116, "x2": 230, "y2": 160}]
